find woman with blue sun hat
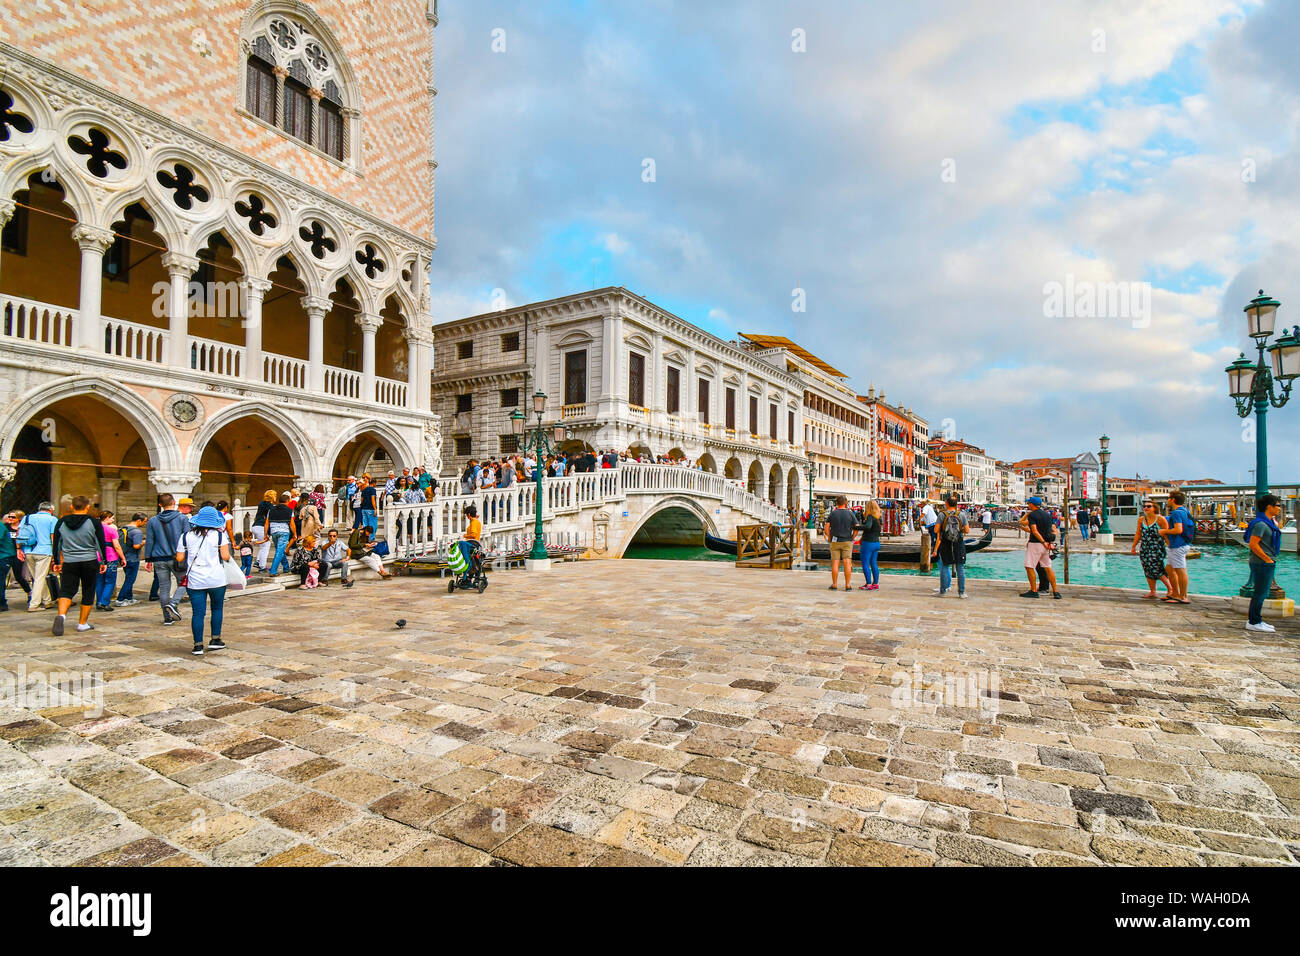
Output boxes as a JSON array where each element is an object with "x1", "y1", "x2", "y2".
[{"x1": 176, "y1": 505, "x2": 232, "y2": 656}]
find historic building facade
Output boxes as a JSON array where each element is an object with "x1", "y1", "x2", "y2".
[
  {"x1": 737, "y1": 334, "x2": 873, "y2": 508},
  {"x1": 0, "y1": 1, "x2": 441, "y2": 516},
  {"x1": 432, "y1": 288, "x2": 809, "y2": 508},
  {"x1": 859, "y1": 388, "x2": 915, "y2": 500}
]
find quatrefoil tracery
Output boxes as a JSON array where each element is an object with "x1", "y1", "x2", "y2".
[
  {"x1": 156, "y1": 163, "x2": 210, "y2": 210},
  {"x1": 0, "y1": 89, "x2": 35, "y2": 142},
  {"x1": 299, "y1": 219, "x2": 336, "y2": 259},
  {"x1": 355, "y1": 243, "x2": 386, "y2": 280},
  {"x1": 235, "y1": 194, "x2": 278, "y2": 236},
  {"x1": 68, "y1": 128, "x2": 127, "y2": 179}
]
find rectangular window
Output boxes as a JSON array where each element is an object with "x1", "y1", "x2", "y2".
[
  {"x1": 748, "y1": 396, "x2": 758, "y2": 436},
  {"x1": 282, "y1": 77, "x2": 313, "y2": 143},
  {"x1": 456, "y1": 340, "x2": 473, "y2": 359},
  {"x1": 564, "y1": 350, "x2": 587, "y2": 405},
  {"x1": 454, "y1": 436, "x2": 471, "y2": 457},
  {"x1": 788, "y1": 410, "x2": 795, "y2": 443},
  {"x1": 500, "y1": 388, "x2": 519, "y2": 408},
  {"x1": 769, "y1": 403, "x2": 777, "y2": 439},
  {"x1": 0, "y1": 202, "x2": 28, "y2": 255},
  {"x1": 455, "y1": 393, "x2": 472, "y2": 414},
  {"x1": 725, "y1": 388, "x2": 736, "y2": 430},
  {"x1": 628, "y1": 352, "x2": 645, "y2": 407},
  {"x1": 698, "y1": 379, "x2": 710, "y2": 424},
  {"x1": 247, "y1": 57, "x2": 276, "y2": 125},
  {"x1": 499, "y1": 434, "x2": 519, "y2": 454},
  {"x1": 319, "y1": 99, "x2": 344, "y2": 161},
  {"x1": 666, "y1": 366, "x2": 680, "y2": 414},
  {"x1": 501, "y1": 331, "x2": 520, "y2": 352}
]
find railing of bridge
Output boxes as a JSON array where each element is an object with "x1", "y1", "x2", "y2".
[{"x1": 234, "y1": 465, "x2": 786, "y2": 560}]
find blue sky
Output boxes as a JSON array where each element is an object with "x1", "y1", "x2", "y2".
[{"x1": 429, "y1": 0, "x2": 1300, "y2": 481}]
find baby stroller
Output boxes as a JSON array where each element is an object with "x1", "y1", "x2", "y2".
[{"x1": 447, "y1": 538, "x2": 487, "y2": 593}]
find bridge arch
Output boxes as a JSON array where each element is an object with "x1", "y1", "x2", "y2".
[{"x1": 615, "y1": 494, "x2": 720, "y2": 557}]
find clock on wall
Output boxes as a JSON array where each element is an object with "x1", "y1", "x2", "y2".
[{"x1": 164, "y1": 393, "x2": 205, "y2": 430}]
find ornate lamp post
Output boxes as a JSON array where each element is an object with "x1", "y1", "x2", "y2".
[
  {"x1": 1096, "y1": 434, "x2": 1113, "y2": 544},
  {"x1": 511, "y1": 390, "x2": 568, "y2": 571},
  {"x1": 1226, "y1": 290, "x2": 1298, "y2": 598},
  {"x1": 804, "y1": 459, "x2": 816, "y2": 529}
]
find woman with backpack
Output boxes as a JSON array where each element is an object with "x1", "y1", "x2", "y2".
[
  {"x1": 931, "y1": 495, "x2": 969, "y2": 598},
  {"x1": 177, "y1": 506, "x2": 230, "y2": 656}
]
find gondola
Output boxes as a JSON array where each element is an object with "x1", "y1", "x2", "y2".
[{"x1": 703, "y1": 527, "x2": 996, "y2": 562}]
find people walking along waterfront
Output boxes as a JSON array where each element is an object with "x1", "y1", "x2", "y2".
[
  {"x1": 1130, "y1": 499, "x2": 1170, "y2": 599},
  {"x1": 1245, "y1": 494, "x2": 1283, "y2": 633},
  {"x1": 1020, "y1": 497, "x2": 1061, "y2": 599},
  {"x1": 858, "y1": 500, "x2": 882, "y2": 591},
  {"x1": 932, "y1": 496, "x2": 969, "y2": 598},
  {"x1": 1161, "y1": 490, "x2": 1194, "y2": 605},
  {"x1": 824, "y1": 495, "x2": 857, "y2": 591}
]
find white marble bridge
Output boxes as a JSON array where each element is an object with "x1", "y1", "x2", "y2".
[{"x1": 233, "y1": 463, "x2": 788, "y2": 561}]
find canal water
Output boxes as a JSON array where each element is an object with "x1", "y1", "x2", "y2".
[{"x1": 624, "y1": 541, "x2": 1300, "y2": 598}]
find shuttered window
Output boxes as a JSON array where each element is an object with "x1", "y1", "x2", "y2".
[
  {"x1": 666, "y1": 367, "x2": 680, "y2": 414},
  {"x1": 564, "y1": 350, "x2": 587, "y2": 405},
  {"x1": 247, "y1": 57, "x2": 276, "y2": 124},
  {"x1": 698, "y1": 379, "x2": 710, "y2": 424},
  {"x1": 628, "y1": 352, "x2": 645, "y2": 407},
  {"x1": 282, "y1": 77, "x2": 313, "y2": 143}
]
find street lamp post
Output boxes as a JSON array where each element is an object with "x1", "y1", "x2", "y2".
[
  {"x1": 1226, "y1": 290, "x2": 1299, "y2": 599},
  {"x1": 511, "y1": 390, "x2": 568, "y2": 571},
  {"x1": 1096, "y1": 434, "x2": 1113, "y2": 544},
  {"x1": 804, "y1": 459, "x2": 816, "y2": 529}
]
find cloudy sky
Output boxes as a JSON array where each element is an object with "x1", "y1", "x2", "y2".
[{"x1": 428, "y1": 0, "x2": 1300, "y2": 483}]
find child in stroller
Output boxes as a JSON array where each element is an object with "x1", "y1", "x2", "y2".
[{"x1": 448, "y1": 504, "x2": 488, "y2": 593}]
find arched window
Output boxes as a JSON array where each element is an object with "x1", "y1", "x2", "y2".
[{"x1": 240, "y1": 8, "x2": 355, "y2": 164}]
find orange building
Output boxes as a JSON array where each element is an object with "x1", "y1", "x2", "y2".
[{"x1": 859, "y1": 389, "x2": 914, "y2": 500}]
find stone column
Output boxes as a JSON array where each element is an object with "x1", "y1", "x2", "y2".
[
  {"x1": 302, "y1": 295, "x2": 330, "y2": 394},
  {"x1": 73, "y1": 225, "x2": 115, "y2": 352},
  {"x1": 161, "y1": 252, "x2": 199, "y2": 368},
  {"x1": 405, "y1": 327, "x2": 433, "y2": 412},
  {"x1": 97, "y1": 469, "x2": 121, "y2": 513},
  {"x1": 600, "y1": 313, "x2": 616, "y2": 399},
  {"x1": 242, "y1": 277, "x2": 272, "y2": 385},
  {"x1": 148, "y1": 471, "x2": 202, "y2": 500},
  {"x1": 650, "y1": 332, "x2": 663, "y2": 412},
  {"x1": 358, "y1": 313, "x2": 382, "y2": 403},
  {"x1": 684, "y1": 347, "x2": 696, "y2": 420}
]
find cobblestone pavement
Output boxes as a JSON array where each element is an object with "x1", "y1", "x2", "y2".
[{"x1": 1, "y1": 562, "x2": 1298, "y2": 867}]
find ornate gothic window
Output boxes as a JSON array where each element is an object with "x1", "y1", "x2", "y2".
[{"x1": 240, "y1": 9, "x2": 355, "y2": 164}]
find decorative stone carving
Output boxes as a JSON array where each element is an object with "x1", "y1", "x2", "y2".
[
  {"x1": 422, "y1": 419, "x2": 442, "y2": 473},
  {"x1": 0, "y1": 460, "x2": 16, "y2": 488},
  {"x1": 148, "y1": 471, "x2": 202, "y2": 496},
  {"x1": 70, "y1": 223, "x2": 115, "y2": 254},
  {"x1": 592, "y1": 510, "x2": 610, "y2": 554},
  {"x1": 163, "y1": 392, "x2": 205, "y2": 430}
]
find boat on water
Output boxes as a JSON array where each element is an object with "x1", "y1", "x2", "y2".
[{"x1": 703, "y1": 527, "x2": 996, "y2": 562}]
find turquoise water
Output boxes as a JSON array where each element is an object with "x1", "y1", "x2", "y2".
[{"x1": 624, "y1": 541, "x2": 1298, "y2": 598}]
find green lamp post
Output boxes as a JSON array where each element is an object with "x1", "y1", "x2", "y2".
[
  {"x1": 1097, "y1": 434, "x2": 1112, "y2": 542},
  {"x1": 1226, "y1": 290, "x2": 1299, "y2": 598},
  {"x1": 510, "y1": 390, "x2": 568, "y2": 570},
  {"x1": 804, "y1": 459, "x2": 816, "y2": 529}
]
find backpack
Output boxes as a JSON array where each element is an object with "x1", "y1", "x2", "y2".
[
  {"x1": 1171, "y1": 507, "x2": 1195, "y2": 546},
  {"x1": 941, "y1": 510, "x2": 963, "y2": 543}
]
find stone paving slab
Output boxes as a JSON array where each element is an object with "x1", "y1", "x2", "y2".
[{"x1": 0, "y1": 562, "x2": 1297, "y2": 866}]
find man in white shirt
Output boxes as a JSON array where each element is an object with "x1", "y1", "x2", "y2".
[{"x1": 922, "y1": 501, "x2": 939, "y2": 550}]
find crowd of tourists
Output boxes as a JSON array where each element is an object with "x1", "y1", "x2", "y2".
[{"x1": 815, "y1": 488, "x2": 1286, "y2": 630}]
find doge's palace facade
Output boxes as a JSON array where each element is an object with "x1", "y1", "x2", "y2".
[{"x1": 0, "y1": 1, "x2": 441, "y2": 515}]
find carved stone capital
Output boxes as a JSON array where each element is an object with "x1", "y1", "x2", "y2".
[
  {"x1": 404, "y1": 326, "x2": 434, "y2": 347},
  {"x1": 301, "y1": 295, "x2": 332, "y2": 317},
  {"x1": 161, "y1": 252, "x2": 200, "y2": 277},
  {"x1": 0, "y1": 199, "x2": 14, "y2": 228},
  {"x1": 71, "y1": 224, "x2": 116, "y2": 255},
  {"x1": 356, "y1": 313, "x2": 383, "y2": 334},
  {"x1": 0, "y1": 460, "x2": 17, "y2": 488},
  {"x1": 148, "y1": 471, "x2": 202, "y2": 496},
  {"x1": 241, "y1": 276, "x2": 274, "y2": 298}
]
